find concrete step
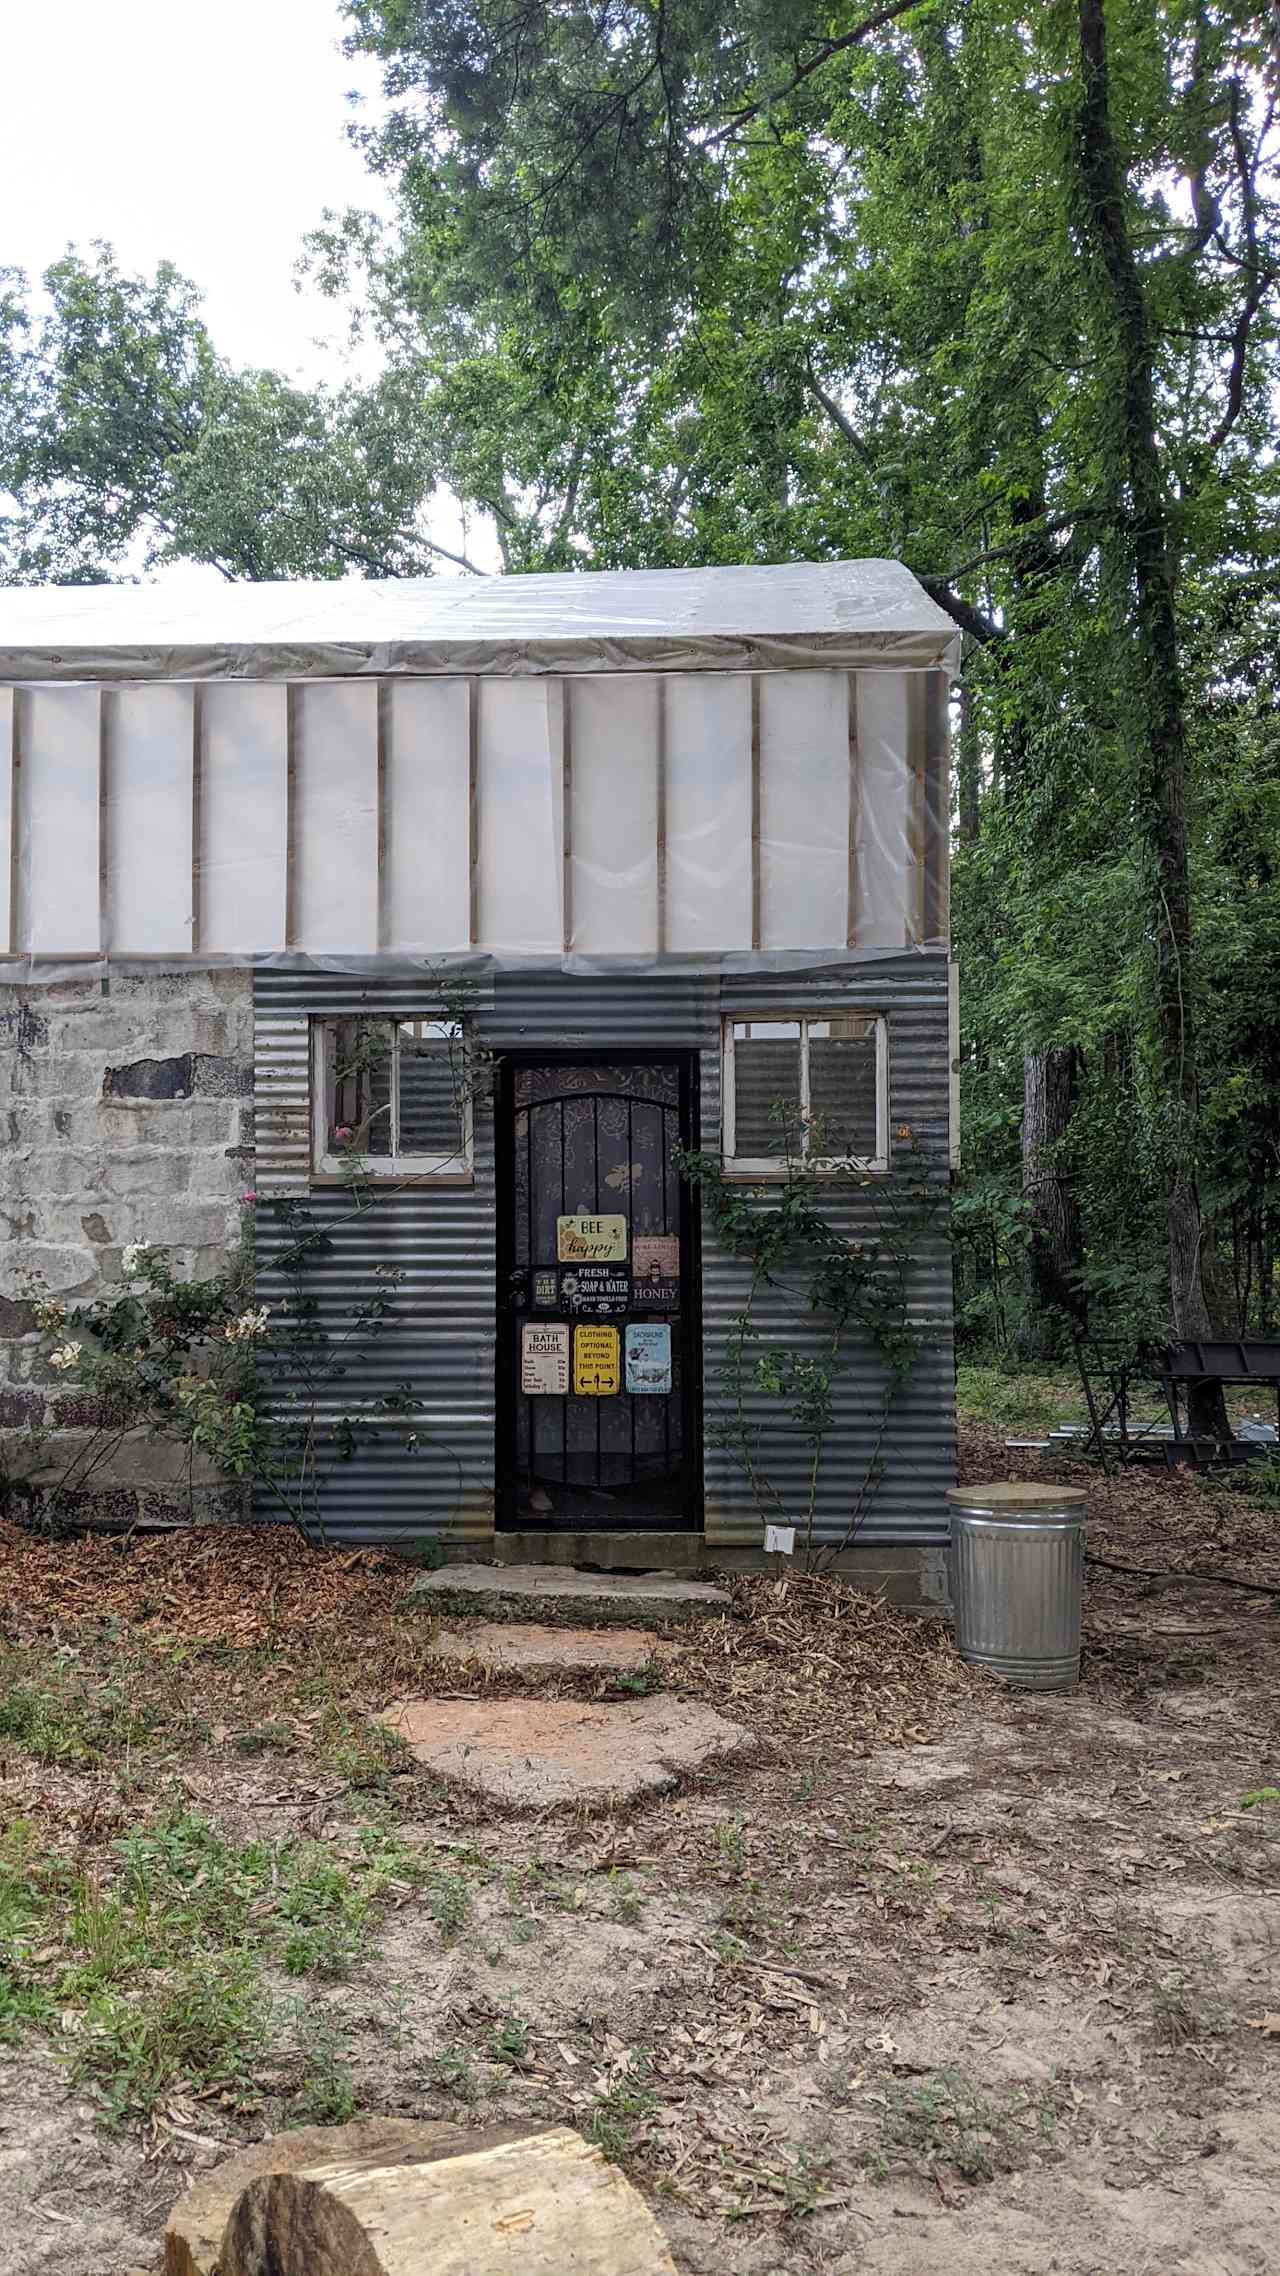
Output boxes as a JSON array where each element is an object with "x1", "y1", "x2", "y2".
[
  {"x1": 428, "y1": 1620, "x2": 663, "y2": 1673},
  {"x1": 379, "y1": 1693, "x2": 751, "y2": 1805},
  {"x1": 405, "y1": 1561, "x2": 732, "y2": 1629}
]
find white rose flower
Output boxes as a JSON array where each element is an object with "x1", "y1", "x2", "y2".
[
  {"x1": 224, "y1": 1305, "x2": 271, "y2": 1342},
  {"x1": 49, "y1": 1340, "x2": 83, "y2": 1373}
]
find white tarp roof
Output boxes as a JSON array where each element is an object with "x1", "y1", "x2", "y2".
[{"x1": 0, "y1": 558, "x2": 960, "y2": 681}]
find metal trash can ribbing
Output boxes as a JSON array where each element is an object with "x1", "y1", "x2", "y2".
[{"x1": 946, "y1": 1483, "x2": 1087, "y2": 1691}]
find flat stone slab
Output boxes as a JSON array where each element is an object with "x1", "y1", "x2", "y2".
[
  {"x1": 429, "y1": 1620, "x2": 661, "y2": 1673},
  {"x1": 377, "y1": 1693, "x2": 751, "y2": 1806},
  {"x1": 165, "y1": 2117, "x2": 482, "y2": 2276},
  {"x1": 406, "y1": 1561, "x2": 731, "y2": 1628}
]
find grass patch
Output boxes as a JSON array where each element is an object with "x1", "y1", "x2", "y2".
[
  {"x1": 0, "y1": 1641, "x2": 194, "y2": 1767},
  {"x1": 868, "y1": 2067, "x2": 1062, "y2": 2185},
  {"x1": 286, "y1": 2001, "x2": 361, "y2": 2126},
  {"x1": 954, "y1": 1364, "x2": 1079, "y2": 1435},
  {"x1": 0, "y1": 1809, "x2": 423, "y2": 2122}
]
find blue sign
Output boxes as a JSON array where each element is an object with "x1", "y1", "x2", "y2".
[{"x1": 625, "y1": 1322, "x2": 673, "y2": 1395}]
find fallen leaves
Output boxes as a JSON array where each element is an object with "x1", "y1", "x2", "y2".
[
  {"x1": 1245, "y1": 2014, "x2": 1280, "y2": 2038},
  {"x1": 678, "y1": 1572, "x2": 977, "y2": 1752}
]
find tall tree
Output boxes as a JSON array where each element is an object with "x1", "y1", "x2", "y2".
[
  {"x1": 1068, "y1": 0, "x2": 1271, "y2": 1419},
  {"x1": 0, "y1": 246, "x2": 471, "y2": 583},
  {"x1": 332, "y1": 0, "x2": 1277, "y2": 1360}
]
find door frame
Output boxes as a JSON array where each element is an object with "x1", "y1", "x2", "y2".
[{"x1": 493, "y1": 1046, "x2": 704, "y2": 1532}]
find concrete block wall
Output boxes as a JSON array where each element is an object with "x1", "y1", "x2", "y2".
[{"x1": 0, "y1": 968, "x2": 254, "y2": 1528}]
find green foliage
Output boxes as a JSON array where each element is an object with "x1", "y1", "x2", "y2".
[
  {"x1": 587, "y1": 2062, "x2": 659, "y2": 2164},
  {"x1": 23, "y1": 1203, "x2": 429, "y2": 1542},
  {"x1": 0, "y1": 1808, "x2": 420, "y2": 2122},
  {"x1": 955, "y1": 1363, "x2": 1085, "y2": 1436},
  {"x1": 285, "y1": 2001, "x2": 361, "y2": 2126},
  {"x1": 0, "y1": 1647, "x2": 172, "y2": 1765},
  {"x1": 332, "y1": 0, "x2": 1278, "y2": 1355},
  {"x1": 679, "y1": 1131, "x2": 941, "y2": 1560},
  {"x1": 0, "y1": 244, "x2": 449, "y2": 583}
]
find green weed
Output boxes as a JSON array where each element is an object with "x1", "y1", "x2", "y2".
[
  {"x1": 432, "y1": 2046, "x2": 479, "y2": 2103},
  {"x1": 607, "y1": 1872, "x2": 644, "y2": 1924},
  {"x1": 485, "y1": 2011, "x2": 530, "y2": 2065},
  {"x1": 288, "y1": 2003, "x2": 360, "y2": 2126},
  {"x1": 588, "y1": 2063, "x2": 659, "y2": 2163},
  {"x1": 0, "y1": 1809, "x2": 420, "y2": 2119},
  {"x1": 428, "y1": 1872, "x2": 471, "y2": 1942},
  {"x1": 870, "y1": 2068, "x2": 1061, "y2": 2185}
]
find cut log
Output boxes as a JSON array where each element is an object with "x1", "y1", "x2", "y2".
[
  {"x1": 165, "y1": 2119, "x2": 492, "y2": 2276},
  {"x1": 219, "y1": 2124, "x2": 677, "y2": 2276}
]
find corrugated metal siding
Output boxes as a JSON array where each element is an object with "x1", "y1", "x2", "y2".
[
  {"x1": 253, "y1": 1012, "x2": 310, "y2": 1196},
  {"x1": 252, "y1": 968, "x2": 498, "y2": 1546},
  {"x1": 701, "y1": 959, "x2": 954, "y2": 1549},
  {"x1": 252, "y1": 954, "x2": 954, "y2": 1550}
]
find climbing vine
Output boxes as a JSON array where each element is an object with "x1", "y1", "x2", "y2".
[
  {"x1": 678, "y1": 1113, "x2": 944, "y2": 1570},
  {"x1": 14, "y1": 974, "x2": 495, "y2": 1542}
]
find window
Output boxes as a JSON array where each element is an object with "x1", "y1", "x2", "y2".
[
  {"x1": 722, "y1": 1012, "x2": 888, "y2": 1173},
  {"x1": 312, "y1": 1017, "x2": 472, "y2": 1181}
]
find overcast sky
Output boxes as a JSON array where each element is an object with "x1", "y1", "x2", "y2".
[
  {"x1": 0, "y1": 1, "x2": 499, "y2": 581},
  {"x1": 1, "y1": 0, "x2": 384, "y2": 383}
]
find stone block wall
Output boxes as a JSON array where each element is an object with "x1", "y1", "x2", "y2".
[{"x1": 0, "y1": 968, "x2": 254, "y2": 1529}]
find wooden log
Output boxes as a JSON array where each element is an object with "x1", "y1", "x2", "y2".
[
  {"x1": 164, "y1": 2119, "x2": 486, "y2": 2276},
  {"x1": 219, "y1": 2124, "x2": 677, "y2": 2276}
]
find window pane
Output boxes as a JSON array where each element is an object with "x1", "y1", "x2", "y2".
[
  {"x1": 326, "y1": 1018, "x2": 392, "y2": 1156},
  {"x1": 397, "y1": 1022, "x2": 465, "y2": 1158},
  {"x1": 731, "y1": 1020, "x2": 802, "y2": 1157},
  {"x1": 808, "y1": 1016, "x2": 879, "y2": 1158}
]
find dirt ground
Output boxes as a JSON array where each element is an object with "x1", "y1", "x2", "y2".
[{"x1": 0, "y1": 1437, "x2": 1278, "y2": 2276}]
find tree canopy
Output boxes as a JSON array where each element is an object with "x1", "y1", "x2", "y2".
[{"x1": 1, "y1": 1, "x2": 1276, "y2": 1358}]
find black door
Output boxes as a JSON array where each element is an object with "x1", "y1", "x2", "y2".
[{"x1": 496, "y1": 1054, "x2": 700, "y2": 1530}]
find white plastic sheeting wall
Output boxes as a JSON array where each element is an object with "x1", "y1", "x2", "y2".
[{"x1": 0, "y1": 669, "x2": 948, "y2": 963}]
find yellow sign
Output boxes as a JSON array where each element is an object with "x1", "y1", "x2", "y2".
[
  {"x1": 557, "y1": 1213, "x2": 627, "y2": 1263},
  {"x1": 573, "y1": 1323, "x2": 621, "y2": 1396}
]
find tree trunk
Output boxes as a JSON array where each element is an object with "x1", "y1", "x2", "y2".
[
  {"x1": 1018, "y1": 1044, "x2": 1085, "y2": 1358},
  {"x1": 956, "y1": 677, "x2": 981, "y2": 842},
  {"x1": 1073, "y1": 0, "x2": 1227, "y2": 1439},
  {"x1": 219, "y1": 2126, "x2": 678, "y2": 2276}
]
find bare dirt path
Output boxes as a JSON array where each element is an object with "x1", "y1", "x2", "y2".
[{"x1": 0, "y1": 1458, "x2": 1277, "y2": 2274}]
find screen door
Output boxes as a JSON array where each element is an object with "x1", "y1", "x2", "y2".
[{"x1": 496, "y1": 1055, "x2": 700, "y2": 1529}]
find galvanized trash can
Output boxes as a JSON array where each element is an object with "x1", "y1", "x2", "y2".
[{"x1": 946, "y1": 1483, "x2": 1088, "y2": 1691}]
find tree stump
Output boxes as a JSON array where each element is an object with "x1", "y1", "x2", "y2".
[{"x1": 219, "y1": 2123, "x2": 677, "y2": 2276}]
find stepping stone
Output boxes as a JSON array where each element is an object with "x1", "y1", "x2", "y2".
[
  {"x1": 377, "y1": 1693, "x2": 751, "y2": 1807},
  {"x1": 428, "y1": 1620, "x2": 662, "y2": 1673},
  {"x1": 406, "y1": 1561, "x2": 731, "y2": 1628},
  {"x1": 165, "y1": 2118, "x2": 479, "y2": 2276}
]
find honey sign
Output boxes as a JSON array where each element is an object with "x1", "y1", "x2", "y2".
[
  {"x1": 573, "y1": 1323, "x2": 620, "y2": 1396},
  {"x1": 557, "y1": 1213, "x2": 627, "y2": 1263}
]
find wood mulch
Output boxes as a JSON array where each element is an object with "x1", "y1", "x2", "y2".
[{"x1": 0, "y1": 1524, "x2": 979, "y2": 1755}]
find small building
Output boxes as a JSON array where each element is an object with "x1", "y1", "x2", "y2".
[{"x1": 0, "y1": 561, "x2": 959, "y2": 1603}]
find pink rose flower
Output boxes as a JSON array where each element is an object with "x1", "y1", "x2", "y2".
[
  {"x1": 334, "y1": 1125, "x2": 353, "y2": 1143},
  {"x1": 241, "y1": 1189, "x2": 258, "y2": 1204}
]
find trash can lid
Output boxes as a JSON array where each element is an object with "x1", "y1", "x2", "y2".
[{"x1": 946, "y1": 1482, "x2": 1088, "y2": 1507}]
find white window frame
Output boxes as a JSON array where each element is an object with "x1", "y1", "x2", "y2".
[
  {"x1": 310, "y1": 1016, "x2": 474, "y2": 1185},
  {"x1": 721, "y1": 1011, "x2": 890, "y2": 1178}
]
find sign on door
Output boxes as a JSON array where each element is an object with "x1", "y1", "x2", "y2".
[{"x1": 573, "y1": 1323, "x2": 621, "y2": 1395}]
